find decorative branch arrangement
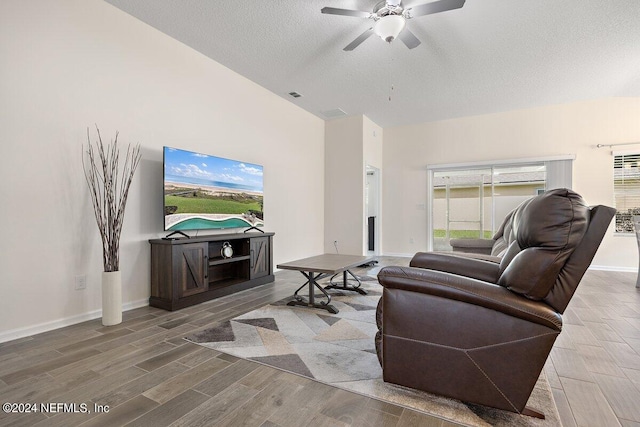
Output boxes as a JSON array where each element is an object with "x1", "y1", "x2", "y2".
[{"x1": 83, "y1": 126, "x2": 142, "y2": 272}]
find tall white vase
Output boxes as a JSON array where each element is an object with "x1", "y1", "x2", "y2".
[{"x1": 102, "y1": 271, "x2": 122, "y2": 326}]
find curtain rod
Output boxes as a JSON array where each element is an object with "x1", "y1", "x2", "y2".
[{"x1": 596, "y1": 142, "x2": 640, "y2": 148}]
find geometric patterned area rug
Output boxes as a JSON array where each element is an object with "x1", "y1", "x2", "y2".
[{"x1": 185, "y1": 279, "x2": 561, "y2": 427}]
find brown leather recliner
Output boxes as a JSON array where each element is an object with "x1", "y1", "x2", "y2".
[
  {"x1": 375, "y1": 189, "x2": 615, "y2": 417},
  {"x1": 449, "y1": 208, "x2": 515, "y2": 256}
]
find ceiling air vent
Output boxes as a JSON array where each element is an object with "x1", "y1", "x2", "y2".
[
  {"x1": 321, "y1": 108, "x2": 347, "y2": 118},
  {"x1": 288, "y1": 91, "x2": 303, "y2": 98}
]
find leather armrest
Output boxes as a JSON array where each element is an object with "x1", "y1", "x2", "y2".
[
  {"x1": 449, "y1": 238, "x2": 494, "y2": 254},
  {"x1": 410, "y1": 252, "x2": 501, "y2": 283},
  {"x1": 378, "y1": 266, "x2": 562, "y2": 331}
]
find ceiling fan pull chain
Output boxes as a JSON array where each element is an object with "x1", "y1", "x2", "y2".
[{"x1": 388, "y1": 44, "x2": 394, "y2": 102}]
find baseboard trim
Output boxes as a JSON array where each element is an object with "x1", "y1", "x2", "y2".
[
  {"x1": 589, "y1": 265, "x2": 638, "y2": 273},
  {"x1": 0, "y1": 299, "x2": 149, "y2": 344}
]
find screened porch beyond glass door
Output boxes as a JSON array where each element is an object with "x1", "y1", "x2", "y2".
[{"x1": 432, "y1": 165, "x2": 546, "y2": 252}]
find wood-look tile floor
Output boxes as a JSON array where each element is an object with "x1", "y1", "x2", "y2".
[
  {"x1": 543, "y1": 269, "x2": 640, "y2": 427},
  {"x1": 0, "y1": 257, "x2": 637, "y2": 427}
]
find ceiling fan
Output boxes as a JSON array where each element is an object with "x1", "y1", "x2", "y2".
[{"x1": 321, "y1": 0, "x2": 465, "y2": 51}]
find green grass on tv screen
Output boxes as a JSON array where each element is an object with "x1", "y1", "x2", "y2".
[{"x1": 165, "y1": 195, "x2": 262, "y2": 215}]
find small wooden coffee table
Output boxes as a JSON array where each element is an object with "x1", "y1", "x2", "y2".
[{"x1": 277, "y1": 254, "x2": 375, "y2": 314}]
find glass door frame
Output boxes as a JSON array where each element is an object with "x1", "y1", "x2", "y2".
[{"x1": 440, "y1": 171, "x2": 491, "y2": 245}]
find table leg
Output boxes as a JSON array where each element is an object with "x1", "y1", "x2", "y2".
[
  {"x1": 309, "y1": 272, "x2": 315, "y2": 305},
  {"x1": 324, "y1": 270, "x2": 368, "y2": 295},
  {"x1": 287, "y1": 271, "x2": 339, "y2": 314}
]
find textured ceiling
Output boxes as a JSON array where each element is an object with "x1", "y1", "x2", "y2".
[{"x1": 105, "y1": 0, "x2": 640, "y2": 128}]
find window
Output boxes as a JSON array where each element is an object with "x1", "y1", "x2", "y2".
[{"x1": 614, "y1": 152, "x2": 640, "y2": 233}]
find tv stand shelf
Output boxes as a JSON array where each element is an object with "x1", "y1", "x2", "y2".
[
  {"x1": 209, "y1": 255, "x2": 251, "y2": 266},
  {"x1": 149, "y1": 232, "x2": 274, "y2": 311}
]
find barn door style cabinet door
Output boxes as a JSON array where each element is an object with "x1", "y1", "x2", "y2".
[
  {"x1": 150, "y1": 232, "x2": 274, "y2": 311},
  {"x1": 174, "y1": 242, "x2": 209, "y2": 298},
  {"x1": 250, "y1": 236, "x2": 272, "y2": 279}
]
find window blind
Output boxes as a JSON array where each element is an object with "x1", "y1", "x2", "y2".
[
  {"x1": 614, "y1": 152, "x2": 640, "y2": 233},
  {"x1": 545, "y1": 159, "x2": 573, "y2": 190}
]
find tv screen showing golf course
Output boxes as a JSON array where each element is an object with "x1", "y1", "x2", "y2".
[{"x1": 163, "y1": 146, "x2": 264, "y2": 231}]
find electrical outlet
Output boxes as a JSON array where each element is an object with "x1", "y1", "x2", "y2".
[{"x1": 75, "y1": 275, "x2": 87, "y2": 290}]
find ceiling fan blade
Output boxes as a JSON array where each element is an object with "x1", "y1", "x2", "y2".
[
  {"x1": 399, "y1": 28, "x2": 421, "y2": 49},
  {"x1": 406, "y1": 0, "x2": 465, "y2": 18},
  {"x1": 343, "y1": 28, "x2": 374, "y2": 51},
  {"x1": 321, "y1": 7, "x2": 371, "y2": 18}
]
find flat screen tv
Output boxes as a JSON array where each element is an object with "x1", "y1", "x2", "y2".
[{"x1": 163, "y1": 146, "x2": 264, "y2": 232}]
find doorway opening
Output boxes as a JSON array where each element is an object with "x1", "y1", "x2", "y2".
[{"x1": 365, "y1": 165, "x2": 381, "y2": 256}]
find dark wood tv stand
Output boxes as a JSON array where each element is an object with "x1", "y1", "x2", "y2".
[{"x1": 149, "y1": 232, "x2": 274, "y2": 311}]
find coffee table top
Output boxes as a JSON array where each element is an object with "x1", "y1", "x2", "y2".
[{"x1": 277, "y1": 254, "x2": 374, "y2": 274}]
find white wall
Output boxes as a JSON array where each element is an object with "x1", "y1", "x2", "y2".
[
  {"x1": 324, "y1": 115, "x2": 384, "y2": 255},
  {"x1": 363, "y1": 116, "x2": 383, "y2": 170},
  {"x1": 0, "y1": 0, "x2": 325, "y2": 339},
  {"x1": 363, "y1": 116, "x2": 383, "y2": 254},
  {"x1": 383, "y1": 98, "x2": 640, "y2": 269},
  {"x1": 324, "y1": 116, "x2": 364, "y2": 255}
]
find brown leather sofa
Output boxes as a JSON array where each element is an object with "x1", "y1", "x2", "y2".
[{"x1": 375, "y1": 189, "x2": 615, "y2": 417}]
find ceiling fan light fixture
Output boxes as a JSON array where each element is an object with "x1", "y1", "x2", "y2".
[{"x1": 373, "y1": 15, "x2": 406, "y2": 43}]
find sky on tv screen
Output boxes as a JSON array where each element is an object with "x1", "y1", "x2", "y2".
[{"x1": 164, "y1": 147, "x2": 263, "y2": 193}]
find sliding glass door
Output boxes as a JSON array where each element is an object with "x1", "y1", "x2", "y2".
[
  {"x1": 432, "y1": 168, "x2": 492, "y2": 251},
  {"x1": 431, "y1": 164, "x2": 546, "y2": 251}
]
